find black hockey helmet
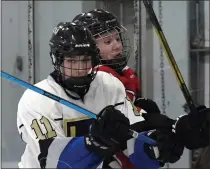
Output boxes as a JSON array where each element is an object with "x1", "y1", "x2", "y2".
[
  {"x1": 49, "y1": 22, "x2": 99, "y2": 99},
  {"x1": 72, "y1": 9, "x2": 131, "y2": 71}
]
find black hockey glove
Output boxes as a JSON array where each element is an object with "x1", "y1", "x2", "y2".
[
  {"x1": 131, "y1": 112, "x2": 174, "y2": 132},
  {"x1": 135, "y1": 98, "x2": 161, "y2": 114},
  {"x1": 132, "y1": 98, "x2": 169, "y2": 132},
  {"x1": 172, "y1": 106, "x2": 210, "y2": 150},
  {"x1": 145, "y1": 130, "x2": 184, "y2": 164},
  {"x1": 85, "y1": 105, "x2": 130, "y2": 158},
  {"x1": 133, "y1": 106, "x2": 210, "y2": 150}
]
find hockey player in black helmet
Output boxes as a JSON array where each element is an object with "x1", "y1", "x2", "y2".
[
  {"x1": 73, "y1": 9, "x2": 130, "y2": 72},
  {"x1": 18, "y1": 21, "x2": 183, "y2": 168},
  {"x1": 72, "y1": 9, "x2": 160, "y2": 112},
  {"x1": 49, "y1": 22, "x2": 99, "y2": 100}
]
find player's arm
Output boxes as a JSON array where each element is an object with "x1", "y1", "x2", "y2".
[
  {"x1": 138, "y1": 105, "x2": 210, "y2": 150},
  {"x1": 38, "y1": 105, "x2": 143, "y2": 169},
  {"x1": 96, "y1": 106, "x2": 183, "y2": 168},
  {"x1": 38, "y1": 136, "x2": 103, "y2": 168},
  {"x1": 46, "y1": 106, "x2": 174, "y2": 169},
  {"x1": 89, "y1": 104, "x2": 163, "y2": 169},
  {"x1": 17, "y1": 98, "x2": 104, "y2": 168},
  {"x1": 127, "y1": 129, "x2": 185, "y2": 168},
  {"x1": 102, "y1": 105, "x2": 162, "y2": 169}
]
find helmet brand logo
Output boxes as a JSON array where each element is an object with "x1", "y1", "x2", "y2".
[
  {"x1": 75, "y1": 44, "x2": 90, "y2": 47},
  {"x1": 52, "y1": 27, "x2": 60, "y2": 35},
  {"x1": 106, "y1": 19, "x2": 116, "y2": 24}
]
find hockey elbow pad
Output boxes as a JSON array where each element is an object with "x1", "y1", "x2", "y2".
[
  {"x1": 38, "y1": 137, "x2": 103, "y2": 168},
  {"x1": 58, "y1": 137, "x2": 103, "y2": 168}
]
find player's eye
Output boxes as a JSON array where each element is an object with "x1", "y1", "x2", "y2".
[
  {"x1": 66, "y1": 59, "x2": 76, "y2": 63},
  {"x1": 104, "y1": 39, "x2": 111, "y2": 45}
]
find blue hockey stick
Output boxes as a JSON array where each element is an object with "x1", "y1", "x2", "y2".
[
  {"x1": 1, "y1": 71, "x2": 139, "y2": 139},
  {"x1": 1, "y1": 71, "x2": 97, "y2": 119}
]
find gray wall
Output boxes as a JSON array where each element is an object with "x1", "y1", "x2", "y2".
[
  {"x1": 152, "y1": 1, "x2": 190, "y2": 168},
  {"x1": 1, "y1": 1, "x2": 29, "y2": 167},
  {"x1": 34, "y1": 1, "x2": 83, "y2": 82},
  {"x1": 204, "y1": 0, "x2": 210, "y2": 107}
]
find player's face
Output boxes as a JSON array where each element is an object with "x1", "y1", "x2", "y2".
[
  {"x1": 61, "y1": 55, "x2": 92, "y2": 78},
  {"x1": 95, "y1": 31, "x2": 123, "y2": 60}
]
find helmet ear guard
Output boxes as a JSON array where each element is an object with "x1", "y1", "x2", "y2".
[
  {"x1": 91, "y1": 48, "x2": 101, "y2": 67},
  {"x1": 49, "y1": 50, "x2": 65, "y2": 70}
]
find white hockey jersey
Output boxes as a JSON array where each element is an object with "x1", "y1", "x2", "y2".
[{"x1": 17, "y1": 71, "x2": 144, "y2": 168}]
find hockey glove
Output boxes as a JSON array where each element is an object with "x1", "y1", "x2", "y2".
[
  {"x1": 85, "y1": 105, "x2": 130, "y2": 158},
  {"x1": 172, "y1": 106, "x2": 210, "y2": 150},
  {"x1": 146, "y1": 130, "x2": 184, "y2": 164},
  {"x1": 134, "y1": 98, "x2": 161, "y2": 114},
  {"x1": 131, "y1": 112, "x2": 174, "y2": 132}
]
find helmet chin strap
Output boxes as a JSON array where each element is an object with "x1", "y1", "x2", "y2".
[
  {"x1": 50, "y1": 69, "x2": 91, "y2": 101},
  {"x1": 60, "y1": 71, "x2": 92, "y2": 101},
  {"x1": 63, "y1": 84, "x2": 89, "y2": 102}
]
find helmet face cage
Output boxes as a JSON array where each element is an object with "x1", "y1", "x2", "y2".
[
  {"x1": 94, "y1": 23, "x2": 131, "y2": 71},
  {"x1": 51, "y1": 52, "x2": 93, "y2": 79}
]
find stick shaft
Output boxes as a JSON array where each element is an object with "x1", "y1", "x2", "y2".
[{"x1": 142, "y1": 0, "x2": 197, "y2": 114}]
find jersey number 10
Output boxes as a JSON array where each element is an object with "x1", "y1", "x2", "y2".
[{"x1": 31, "y1": 116, "x2": 57, "y2": 139}]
